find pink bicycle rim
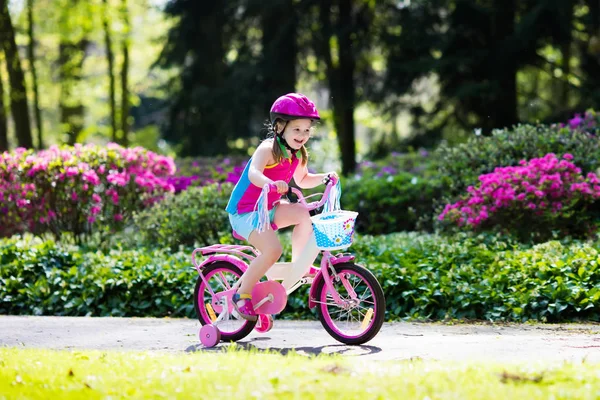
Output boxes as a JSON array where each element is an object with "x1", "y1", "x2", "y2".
[{"x1": 319, "y1": 268, "x2": 377, "y2": 339}]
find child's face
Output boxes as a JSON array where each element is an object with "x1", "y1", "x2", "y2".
[{"x1": 283, "y1": 119, "x2": 313, "y2": 149}]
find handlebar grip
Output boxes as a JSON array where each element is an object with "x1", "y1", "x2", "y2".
[{"x1": 323, "y1": 174, "x2": 338, "y2": 186}]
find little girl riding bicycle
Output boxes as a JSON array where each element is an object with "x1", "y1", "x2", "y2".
[
  {"x1": 225, "y1": 93, "x2": 338, "y2": 321},
  {"x1": 192, "y1": 93, "x2": 384, "y2": 347}
]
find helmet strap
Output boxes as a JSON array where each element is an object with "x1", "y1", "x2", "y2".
[{"x1": 276, "y1": 133, "x2": 297, "y2": 159}]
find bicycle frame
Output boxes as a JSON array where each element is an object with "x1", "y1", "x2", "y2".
[{"x1": 191, "y1": 178, "x2": 356, "y2": 309}]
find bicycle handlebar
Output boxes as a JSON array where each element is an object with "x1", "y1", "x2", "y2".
[{"x1": 266, "y1": 175, "x2": 337, "y2": 212}]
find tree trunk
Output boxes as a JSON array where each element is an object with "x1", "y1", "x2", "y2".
[
  {"x1": 558, "y1": 0, "x2": 574, "y2": 110},
  {"x1": 120, "y1": 0, "x2": 130, "y2": 147},
  {"x1": 261, "y1": 0, "x2": 297, "y2": 113},
  {"x1": 0, "y1": 63, "x2": 7, "y2": 151},
  {"x1": 27, "y1": 0, "x2": 43, "y2": 149},
  {"x1": 102, "y1": 0, "x2": 117, "y2": 143},
  {"x1": 492, "y1": 0, "x2": 518, "y2": 129},
  {"x1": 59, "y1": 40, "x2": 86, "y2": 145},
  {"x1": 59, "y1": 2, "x2": 87, "y2": 145},
  {"x1": 317, "y1": 0, "x2": 356, "y2": 175},
  {"x1": 184, "y1": 5, "x2": 227, "y2": 156},
  {"x1": 0, "y1": 1, "x2": 33, "y2": 148},
  {"x1": 335, "y1": 0, "x2": 356, "y2": 175},
  {"x1": 582, "y1": 0, "x2": 600, "y2": 109}
]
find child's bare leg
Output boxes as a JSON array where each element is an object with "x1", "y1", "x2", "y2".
[
  {"x1": 274, "y1": 203, "x2": 313, "y2": 262},
  {"x1": 237, "y1": 228, "x2": 282, "y2": 295}
]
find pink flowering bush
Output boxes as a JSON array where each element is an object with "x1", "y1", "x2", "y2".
[
  {"x1": 439, "y1": 153, "x2": 600, "y2": 241},
  {"x1": 558, "y1": 109, "x2": 600, "y2": 135},
  {"x1": 0, "y1": 143, "x2": 176, "y2": 241},
  {"x1": 170, "y1": 156, "x2": 247, "y2": 193}
]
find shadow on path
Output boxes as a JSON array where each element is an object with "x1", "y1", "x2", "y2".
[{"x1": 186, "y1": 336, "x2": 382, "y2": 357}]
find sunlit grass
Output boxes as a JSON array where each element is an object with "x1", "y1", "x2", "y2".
[{"x1": 1, "y1": 347, "x2": 599, "y2": 399}]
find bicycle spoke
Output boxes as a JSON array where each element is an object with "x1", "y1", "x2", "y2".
[{"x1": 320, "y1": 267, "x2": 378, "y2": 337}]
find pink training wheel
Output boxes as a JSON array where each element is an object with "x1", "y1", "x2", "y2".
[
  {"x1": 252, "y1": 280, "x2": 287, "y2": 315},
  {"x1": 255, "y1": 314, "x2": 274, "y2": 333},
  {"x1": 199, "y1": 324, "x2": 221, "y2": 347}
]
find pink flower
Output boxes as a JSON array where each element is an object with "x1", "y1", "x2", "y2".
[
  {"x1": 66, "y1": 166, "x2": 79, "y2": 177},
  {"x1": 563, "y1": 153, "x2": 574, "y2": 161},
  {"x1": 114, "y1": 214, "x2": 123, "y2": 222}
]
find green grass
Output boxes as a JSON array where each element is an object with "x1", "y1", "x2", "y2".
[{"x1": 1, "y1": 347, "x2": 599, "y2": 399}]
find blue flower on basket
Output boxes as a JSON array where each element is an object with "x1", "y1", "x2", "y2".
[{"x1": 343, "y1": 218, "x2": 354, "y2": 232}]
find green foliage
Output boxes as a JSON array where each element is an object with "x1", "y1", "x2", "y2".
[
  {"x1": 434, "y1": 125, "x2": 600, "y2": 196},
  {"x1": 132, "y1": 184, "x2": 233, "y2": 250},
  {"x1": 341, "y1": 173, "x2": 444, "y2": 234},
  {"x1": 436, "y1": 124, "x2": 600, "y2": 199},
  {"x1": 0, "y1": 235, "x2": 194, "y2": 317},
  {"x1": 431, "y1": 124, "x2": 600, "y2": 238},
  {"x1": 355, "y1": 232, "x2": 600, "y2": 322},
  {"x1": 3, "y1": 232, "x2": 600, "y2": 322},
  {"x1": 0, "y1": 144, "x2": 176, "y2": 242}
]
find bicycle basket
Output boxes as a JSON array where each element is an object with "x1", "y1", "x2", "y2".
[{"x1": 310, "y1": 210, "x2": 358, "y2": 251}]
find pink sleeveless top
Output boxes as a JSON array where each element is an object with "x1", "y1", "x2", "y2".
[{"x1": 226, "y1": 154, "x2": 300, "y2": 214}]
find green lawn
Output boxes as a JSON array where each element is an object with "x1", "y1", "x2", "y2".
[{"x1": 1, "y1": 347, "x2": 599, "y2": 399}]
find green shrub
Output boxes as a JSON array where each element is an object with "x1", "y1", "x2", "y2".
[
  {"x1": 438, "y1": 153, "x2": 600, "y2": 242},
  {"x1": 0, "y1": 236, "x2": 194, "y2": 317},
  {"x1": 133, "y1": 183, "x2": 233, "y2": 249},
  {"x1": 2, "y1": 232, "x2": 600, "y2": 322},
  {"x1": 341, "y1": 173, "x2": 445, "y2": 234},
  {"x1": 435, "y1": 124, "x2": 600, "y2": 200},
  {"x1": 0, "y1": 143, "x2": 176, "y2": 242},
  {"x1": 432, "y1": 124, "x2": 600, "y2": 236}
]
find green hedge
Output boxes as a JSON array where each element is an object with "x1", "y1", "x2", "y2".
[
  {"x1": 2, "y1": 233, "x2": 599, "y2": 322},
  {"x1": 341, "y1": 173, "x2": 444, "y2": 234},
  {"x1": 434, "y1": 123, "x2": 600, "y2": 201},
  {"x1": 132, "y1": 183, "x2": 233, "y2": 250}
]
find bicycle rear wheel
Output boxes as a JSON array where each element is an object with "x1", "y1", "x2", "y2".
[
  {"x1": 194, "y1": 261, "x2": 256, "y2": 342},
  {"x1": 313, "y1": 262, "x2": 385, "y2": 345}
]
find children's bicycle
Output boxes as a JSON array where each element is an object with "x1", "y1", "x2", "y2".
[{"x1": 191, "y1": 178, "x2": 385, "y2": 347}]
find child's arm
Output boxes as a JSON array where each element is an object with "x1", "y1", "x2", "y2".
[
  {"x1": 293, "y1": 163, "x2": 337, "y2": 189},
  {"x1": 248, "y1": 144, "x2": 288, "y2": 193}
]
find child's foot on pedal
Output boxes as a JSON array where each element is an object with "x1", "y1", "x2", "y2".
[{"x1": 232, "y1": 293, "x2": 257, "y2": 321}]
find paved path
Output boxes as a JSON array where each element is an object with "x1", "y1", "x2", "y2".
[{"x1": 1, "y1": 316, "x2": 600, "y2": 362}]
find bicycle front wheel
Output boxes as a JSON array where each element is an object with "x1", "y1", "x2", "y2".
[{"x1": 313, "y1": 262, "x2": 385, "y2": 345}]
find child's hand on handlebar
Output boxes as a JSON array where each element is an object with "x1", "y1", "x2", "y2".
[
  {"x1": 272, "y1": 180, "x2": 289, "y2": 194},
  {"x1": 323, "y1": 172, "x2": 339, "y2": 185}
]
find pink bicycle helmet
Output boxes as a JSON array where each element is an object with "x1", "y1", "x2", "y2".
[{"x1": 270, "y1": 93, "x2": 320, "y2": 123}]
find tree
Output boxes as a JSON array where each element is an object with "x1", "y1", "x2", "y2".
[
  {"x1": 27, "y1": 0, "x2": 43, "y2": 149},
  {"x1": 306, "y1": 0, "x2": 376, "y2": 174},
  {"x1": 0, "y1": 0, "x2": 33, "y2": 148},
  {"x1": 102, "y1": 0, "x2": 117, "y2": 142},
  {"x1": 157, "y1": 1, "x2": 261, "y2": 156},
  {"x1": 258, "y1": 0, "x2": 297, "y2": 113},
  {"x1": 577, "y1": 0, "x2": 600, "y2": 110},
  {"x1": 0, "y1": 62, "x2": 7, "y2": 151},
  {"x1": 58, "y1": 0, "x2": 90, "y2": 145},
  {"x1": 380, "y1": 0, "x2": 583, "y2": 147},
  {"x1": 120, "y1": 0, "x2": 130, "y2": 146}
]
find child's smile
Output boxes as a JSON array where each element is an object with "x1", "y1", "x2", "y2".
[{"x1": 284, "y1": 119, "x2": 312, "y2": 149}]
